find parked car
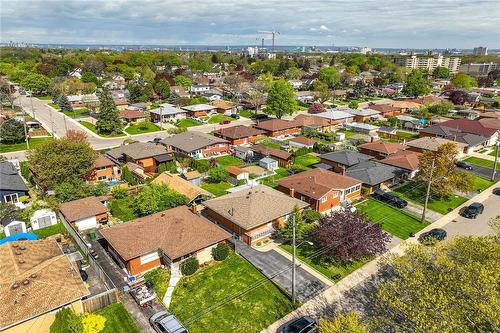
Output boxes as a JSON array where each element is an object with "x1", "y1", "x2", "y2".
[
  {"x1": 254, "y1": 114, "x2": 269, "y2": 121},
  {"x1": 280, "y1": 316, "x2": 317, "y2": 333},
  {"x1": 219, "y1": 120, "x2": 231, "y2": 125},
  {"x1": 418, "y1": 228, "x2": 447, "y2": 243},
  {"x1": 150, "y1": 311, "x2": 188, "y2": 333},
  {"x1": 372, "y1": 189, "x2": 408, "y2": 208},
  {"x1": 456, "y1": 161, "x2": 472, "y2": 170},
  {"x1": 461, "y1": 202, "x2": 485, "y2": 219},
  {"x1": 493, "y1": 187, "x2": 500, "y2": 196},
  {"x1": 152, "y1": 137, "x2": 162, "y2": 144},
  {"x1": 230, "y1": 114, "x2": 240, "y2": 119}
]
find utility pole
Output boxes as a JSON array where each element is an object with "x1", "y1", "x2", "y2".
[
  {"x1": 291, "y1": 214, "x2": 296, "y2": 304},
  {"x1": 421, "y1": 158, "x2": 435, "y2": 223},
  {"x1": 492, "y1": 141, "x2": 499, "y2": 181},
  {"x1": 22, "y1": 102, "x2": 30, "y2": 150},
  {"x1": 29, "y1": 93, "x2": 36, "y2": 120}
]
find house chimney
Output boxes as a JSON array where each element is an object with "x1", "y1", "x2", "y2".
[
  {"x1": 191, "y1": 204, "x2": 197, "y2": 214},
  {"x1": 341, "y1": 166, "x2": 346, "y2": 176},
  {"x1": 290, "y1": 188, "x2": 295, "y2": 198}
]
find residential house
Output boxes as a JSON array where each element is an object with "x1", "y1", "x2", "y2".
[
  {"x1": 213, "y1": 125, "x2": 265, "y2": 146},
  {"x1": 408, "y1": 95, "x2": 444, "y2": 106},
  {"x1": 358, "y1": 141, "x2": 406, "y2": 160},
  {"x1": 259, "y1": 157, "x2": 279, "y2": 172},
  {"x1": 377, "y1": 126, "x2": 397, "y2": 135},
  {"x1": 346, "y1": 161, "x2": 408, "y2": 193},
  {"x1": 30, "y1": 209, "x2": 58, "y2": 231},
  {"x1": 406, "y1": 137, "x2": 468, "y2": 157},
  {"x1": 0, "y1": 161, "x2": 29, "y2": 204},
  {"x1": 152, "y1": 172, "x2": 213, "y2": 204},
  {"x1": 380, "y1": 150, "x2": 421, "y2": 179},
  {"x1": 226, "y1": 166, "x2": 249, "y2": 186},
  {"x1": 348, "y1": 122, "x2": 380, "y2": 135},
  {"x1": 390, "y1": 100, "x2": 422, "y2": 113},
  {"x1": 128, "y1": 102, "x2": 148, "y2": 112},
  {"x1": 113, "y1": 97, "x2": 129, "y2": 110},
  {"x1": 201, "y1": 88, "x2": 224, "y2": 101},
  {"x1": 295, "y1": 91, "x2": 315, "y2": 104},
  {"x1": 149, "y1": 103, "x2": 187, "y2": 122},
  {"x1": 277, "y1": 168, "x2": 362, "y2": 213},
  {"x1": 59, "y1": 196, "x2": 109, "y2": 231},
  {"x1": 100, "y1": 206, "x2": 230, "y2": 276},
  {"x1": 189, "y1": 85, "x2": 210, "y2": 95},
  {"x1": 203, "y1": 185, "x2": 308, "y2": 245},
  {"x1": 418, "y1": 125, "x2": 489, "y2": 152},
  {"x1": 234, "y1": 146, "x2": 254, "y2": 161},
  {"x1": 118, "y1": 109, "x2": 146, "y2": 123},
  {"x1": 67, "y1": 94, "x2": 98, "y2": 109},
  {"x1": 254, "y1": 119, "x2": 301, "y2": 138},
  {"x1": 420, "y1": 119, "x2": 499, "y2": 146},
  {"x1": 0, "y1": 216, "x2": 27, "y2": 237},
  {"x1": 429, "y1": 116, "x2": 453, "y2": 125},
  {"x1": 319, "y1": 150, "x2": 373, "y2": 174},
  {"x1": 288, "y1": 136, "x2": 317, "y2": 149},
  {"x1": 181, "y1": 104, "x2": 217, "y2": 117},
  {"x1": 397, "y1": 115, "x2": 423, "y2": 131},
  {"x1": 366, "y1": 103, "x2": 401, "y2": 117},
  {"x1": 0, "y1": 239, "x2": 89, "y2": 333},
  {"x1": 345, "y1": 108, "x2": 380, "y2": 122},
  {"x1": 210, "y1": 100, "x2": 237, "y2": 115},
  {"x1": 183, "y1": 170, "x2": 202, "y2": 186},
  {"x1": 87, "y1": 154, "x2": 119, "y2": 182},
  {"x1": 106, "y1": 142, "x2": 172, "y2": 175},
  {"x1": 251, "y1": 144, "x2": 293, "y2": 168},
  {"x1": 161, "y1": 131, "x2": 230, "y2": 159},
  {"x1": 310, "y1": 110, "x2": 354, "y2": 125},
  {"x1": 294, "y1": 114, "x2": 338, "y2": 132}
]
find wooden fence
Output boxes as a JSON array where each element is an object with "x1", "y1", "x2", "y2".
[{"x1": 82, "y1": 289, "x2": 119, "y2": 312}]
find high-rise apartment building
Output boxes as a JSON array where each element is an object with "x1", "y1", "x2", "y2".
[
  {"x1": 473, "y1": 46, "x2": 488, "y2": 56},
  {"x1": 394, "y1": 55, "x2": 461, "y2": 73}
]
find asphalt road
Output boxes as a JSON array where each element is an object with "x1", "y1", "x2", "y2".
[{"x1": 468, "y1": 164, "x2": 500, "y2": 181}]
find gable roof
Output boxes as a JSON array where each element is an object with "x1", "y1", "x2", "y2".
[
  {"x1": 406, "y1": 137, "x2": 468, "y2": 152},
  {"x1": 94, "y1": 154, "x2": 115, "y2": 168},
  {"x1": 118, "y1": 109, "x2": 145, "y2": 120},
  {"x1": 59, "y1": 196, "x2": 108, "y2": 222},
  {"x1": 380, "y1": 150, "x2": 421, "y2": 171},
  {"x1": 0, "y1": 161, "x2": 29, "y2": 192},
  {"x1": 0, "y1": 240, "x2": 89, "y2": 329},
  {"x1": 183, "y1": 170, "x2": 201, "y2": 180},
  {"x1": 294, "y1": 114, "x2": 333, "y2": 128},
  {"x1": 345, "y1": 108, "x2": 380, "y2": 116},
  {"x1": 438, "y1": 119, "x2": 498, "y2": 137},
  {"x1": 320, "y1": 150, "x2": 373, "y2": 166},
  {"x1": 161, "y1": 132, "x2": 228, "y2": 153},
  {"x1": 106, "y1": 142, "x2": 169, "y2": 161},
  {"x1": 149, "y1": 103, "x2": 186, "y2": 116},
  {"x1": 277, "y1": 168, "x2": 361, "y2": 200},
  {"x1": 210, "y1": 99, "x2": 236, "y2": 110},
  {"x1": 288, "y1": 136, "x2": 317, "y2": 146},
  {"x1": 203, "y1": 185, "x2": 308, "y2": 230},
  {"x1": 251, "y1": 144, "x2": 291, "y2": 161},
  {"x1": 366, "y1": 103, "x2": 400, "y2": 114},
  {"x1": 226, "y1": 165, "x2": 248, "y2": 176},
  {"x1": 181, "y1": 104, "x2": 216, "y2": 112},
  {"x1": 311, "y1": 110, "x2": 353, "y2": 121},
  {"x1": 100, "y1": 206, "x2": 230, "y2": 261},
  {"x1": 346, "y1": 161, "x2": 407, "y2": 186},
  {"x1": 214, "y1": 125, "x2": 265, "y2": 140},
  {"x1": 152, "y1": 172, "x2": 212, "y2": 202},
  {"x1": 254, "y1": 119, "x2": 300, "y2": 132},
  {"x1": 359, "y1": 141, "x2": 406, "y2": 154}
]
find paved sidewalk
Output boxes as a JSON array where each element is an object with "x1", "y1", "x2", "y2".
[
  {"x1": 471, "y1": 151, "x2": 496, "y2": 161},
  {"x1": 403, "y1": 201, "x2": 443, "y2": 222},
  {"x1": 261, "y1": 183, "x2": 498, "y2": 333},
  {"x1": 163, "y1": 263, "x2": 182, "y2": 308}
]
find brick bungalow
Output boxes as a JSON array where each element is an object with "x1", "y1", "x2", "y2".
[
  {"x1": 366, "y1": 103, "x2": 401, "y2": 117},
  {"x1": 181, "y1": 104, "x2": 216, "y2": 117},
  {"x1": 161, "y1": 131, "x2": 230, "y2": 159},
  {"x1": 358, "y1": 141, "x2": 407, "y2": 160},
  {"x1": 106, "y1": 142, "x2": 172, "y2": 175},
  {"x1": 203, "y1": 185, "x2": 308, "y2": 245},
  {"x1": 213, "y1": 125, "x2": 265, "y2": 146},
  {"x1": 210, "y1": 99, "x2": 237, "y2": 114},
  {"x1": 59, "y1": 196, "x2": 109, "y2": 231},
  {"x1": 406, "y1": 137, "x2": 469, "y2": 157},
  {"x1": 100, "y1": 206, "x2": 231, "y2": 276},
  {"x1": 346, "y1": 161, "x2": 408, "y2": 193},
  {"x1": 419, "y1": 119, "x2": 499, "y2": 146},
  {"x1": 254, "y1": 119, "x2": 301, "y2": 137},
  {"x1": 118, "y1": 109, "x2": 146, "y2": 123},
  {"x1": 277, "y1": 168, "x2": 362, "y2": 213},
  {"x1": 380, "y1": 150, "x2": 421, "y2": 179},
  {"x1": 250, "y1": 144, "x2": 293, "y2": 168},
  {"x1": 87, "y1": 154, "x2": 118, "y2": 182},
  {"x1": 294, "y1": 114, "x2": 338, "y2": 132}
]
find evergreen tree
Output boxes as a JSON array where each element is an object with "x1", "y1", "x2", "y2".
[
  {"x1": 96, "y1": 87, "x2": 123, "y2": 134},
  {"x1": 57, "y1": 94, "x2": 73, "y2": 112},
  {"x1": 0, "y1": 118, "x2": 25, "y2": 144}
]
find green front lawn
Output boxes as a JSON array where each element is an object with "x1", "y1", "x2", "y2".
[
  {"x1": 259, "y1": 168, "x2": 291, "y2": 189},
  {"x1": 96, "y1": 303, "x2": 141, "y2": 333},
  {"x1": 470, "y1": 174, "x2": 495, "y2": 192},
  {"x1": 464, "y1": 156, "x2": 500, "y2": 170},
  {"x1": 37, "y1": 95, "x2": 53, "y2": 100},
  {"x1": 208, "y1": 114, "x2": 234, "y2": 124},
  {"x1": 125, "y1": 122, "x2": 162, "y2": 135},
  {"x1": 201, "y1": 181, "x2": 232, "y2": 197},
  {"x1": 144, "y1": 268, "x2": 170, "y2": 300},
  {"x1": 216, "y1": 155, "x2": 244, "y2": 168},
  {"x1": 48, "y1": 102, "x2": 60, "y2": 109},
  {"x1": 355, "y1": 199, "x2": 429, "y2": 239},
  {"x1": 280, "y1": 243, "x2": 370, "y2": 281},
  {"x1": 240, "y1": 110, "x2": 254, "y2": 118},
  {"x1": 0, "y1": 137, "x2": 53, "y2": 153},
  {"x1": 293, "y1": 153, "x2": 320, "y2": 170},
  {"x1": 488, "y1": 149, "x2": 500, "y2": 157},
  {"x1": 177, "y1": 118, "x2": 202, "y2": 128},
  {"x1": 393, "y1": 181, "x2": 468, "y2": 214},
  {"x1": 79, "y1": 121, "x2": 125, "y2": 137},
  {"x1": 109, "y1": 197, "x2": 138, "y2": 222},
  {"x1": 170, "y1": 253, "x2": 294, "y2": 333},
  {"x1": 63, "y1": 108, "x2": 90, "y2": 118},
  {"x1": 32, "y1": 223, "x2": 67, "y2": 238},
  {"x1": 396, "y1": 130, "x2": 419, "y2": 139}
]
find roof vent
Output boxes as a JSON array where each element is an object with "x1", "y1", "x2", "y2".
[
  {"x1": 18, "y1": 259, "x2": 25, "y2": 264},
  {"x1": 15, "y1": 251, "x2": 22, "y2": 256},
  {"x1": 30, "y1": 273, "x2": 38, "y2": 279},
  {"x1": 11, "y1": 282, "x2": 20, "y2": 290},
  {"x1": 12, "y1": 244, "x2": 19, "y2": 248},
  {"x1": 19, "y1": 246, "x2": 26, "y2": 251},
  {"x1": 22, "y1": 279, "x2": 30, "y2": 286}
]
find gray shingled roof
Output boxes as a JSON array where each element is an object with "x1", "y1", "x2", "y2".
[
  {"x1": 0, "y1": 161, "x2": 29, "y2": 192},
  {"x1": 346, "y1": 161, "x2": 407, "y2": 186},
  {"x1": 161, "y1": 132, "x2": 228, "y2": 153},
  {"x1": 106, "y1": 142, "x2": 168, "y2": 161},
  {"x1": 320, "y1": 150, "x2": 373, "y2": 166}
]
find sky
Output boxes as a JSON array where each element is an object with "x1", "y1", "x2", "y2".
[{"x1": 1, "y1": 0, "x2": 499, "y2": 48}]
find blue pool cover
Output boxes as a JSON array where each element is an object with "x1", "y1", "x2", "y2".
[{"x1": 0, "y1": 232, "x2": 39, "y2": 245}]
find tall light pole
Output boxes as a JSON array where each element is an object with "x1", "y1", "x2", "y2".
[
  {"x1": 491, "y1": 141, "x2": 499, "y2": 181},
  {"x1": 291, "y1": 214, "x2": 313, "y2": 304}
]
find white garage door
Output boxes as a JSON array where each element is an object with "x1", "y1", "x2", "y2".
[{"x1": 37, "y1": 216, "x2": 52, "y2": 228}]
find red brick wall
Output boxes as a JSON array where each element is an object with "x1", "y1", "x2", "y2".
[
  {"x1": 201, "y1": 143, "x2": 230, "y2": 157},
  {"x1": 127, "y1": 256, "x2": 162, "y2": 276},
  {"x1": 264, "y1": 127, "x2": 300, "y2": 137}
]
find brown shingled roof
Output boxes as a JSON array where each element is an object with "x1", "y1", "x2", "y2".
[
  {"x1": 214, "y1": 125, "x2": 265, "y2": 140},
  {"x1": 251, "y1": 144, "x2": 291, "y2": 161},
  {"x1": 254, "y1": 119, "x2": 300, "y2": 132},
  {"x1": 100, "y1": 206, "x2": 230, "y2": 261},
  {"x1": 380, "y1": 150, "x2": 421, "y2": 171},
  {"x1": 94, "y1": 154, "x2": 115, "y2": 168},
  {"x1": 210, "y1": 99, "x2": 236, "y2": 110},
  {"x1": 359, "y1": 141, "x2": 406, "y2": 154},
  {"x1": 118, "y1": 109, "x2": 146, "y2": 120},
  {"x1": 288, "y1": 136, "x2": 317, "y2": 146},
  {"x1": 152, "y1": 172, "x2": 212, "y2": 202},
  {"x1": 59, "y1": 196, "x2": 108, "y2": 222}
]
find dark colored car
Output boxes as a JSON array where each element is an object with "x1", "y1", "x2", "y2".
[
  {"x1": 280, "y1": 316, "x2": 317, "y2": 333},
  {"x1": 456, "y1": 161, "x2": 473, "y2": 170},
  {"x1": 230, "y1": 114, "x2": 240, "y2": 119},
  {"x1": 462, "y1": 202, "x2": 484, "y2": 219},
  {"x1": 418, "y1": 228, "x2": 447, "y2": 243},
  {"x1": 372, "y1": 189, "x2": 408, "y2": 208},
  {"x1": 493, "y1": 187, "x2": 500, "y2": 196},
  {"x1": 152, "y1": 137, "x2": 162, "y2": 144},
  {"x1": 254, "y1": 114, "x2": 269, "y2": 121}
]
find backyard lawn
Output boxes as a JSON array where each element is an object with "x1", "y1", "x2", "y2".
[
  {"x1": 469, "y1": 174, "x2": 495, "y2": 192},
  {"x1": 109, "y1": 197, "x2": 137, "y2": 222},
  {"x1": 125, "y1": 122, "x2": 162, "y2": 135},
  {"x1": 144, "y1": 268, "x2": 170, "y2": 300},
  {"x1": 355, "y1": 199, "x2": 429, "y2": 239},
  {"x1": 201, "y1": 181, "x2": 232, "y2": 197},
  {"x1": 239, "y1": 110, "x2": 254, "y2": 118},
  {"x1": 396, "y1": 130, "x2": 419, "y2": 139},
  {"x1": 216, "y1": 155, "x2": 244, "y2": 168},
  {"x1": 257, "y1": 138, "x2": 281, "y2": 149},
  {"x1": 259, "y1": 168, "x2": 291, "y2": 188},
  {"x1": 208, "y1": 114, "x2": 234, "y2": 124},
  {"x1": 280, "y1": 243, "x2": 370, "y2": 281},
  {"x1": 63, "y1": 108, "x2": 89, "y2": 118},
  {"x1": 293, "y1": 153, "x2": 320, "y2": 170},
  {"x1": 170, "y1": 253, "x2": 294, "y2": 333},
  {"x1": 96, "y1": 303, "x2": 141, "y2": 333},
  {"x1": 177, "y1": 118, "x2": 202, "y2": 128},
  {"x1": 393, "y1": 181, "x2": 468, "y2": 214},
  {"x1": 79, "y1": 121, "x2": 125, "y2": 137},
  {"x1": 464, "y1": 156, "x2": 499, "y2": 170},
  {"x1": 32, "y1": 223, "x2": 67, "y2": 238},
  {"x1": 0, "y1": 137, "x2": 53, "y2": 153}
]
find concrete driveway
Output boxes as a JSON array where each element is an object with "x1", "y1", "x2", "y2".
[{"x1": 233, "y1": 240, "x2": 327, "y2": 302}]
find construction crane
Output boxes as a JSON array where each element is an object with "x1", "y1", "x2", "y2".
[{"x1": 258, "y1": 30, "x2": 280, "y2": 51}]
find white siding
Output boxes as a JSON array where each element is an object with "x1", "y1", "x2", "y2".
[{"x1": 75, "y1": 216, "x2": 97, "y2": 230}]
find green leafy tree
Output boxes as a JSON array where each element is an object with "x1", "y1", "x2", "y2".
[
  {"x1": 81, "y1": 71, "x2": 97, "y2": 83},
  {"x1": 127, "y1": 82, "x2": 144, "y2": 103},
  {"x1": 318, "y1": 66, "x2": 341, "y2": 89},
  {"x1": 451, "y1": 72, "x2": 478, "y2": 89},
  {"x1": 81, "y1": 313, "x2": 106, "y2": 333},
  {"x1": 49, "y1": 307, "x2": 83, "y2": 333},
  {"x1": 376, "y1": 235, "x2": 500, "y2": 333},
  {"x1": 319, "y1": 312, "x2": 370, "y2": 333},
  {"x1": 174, "y1": 75, "x2": 192, "y2": 89},
  {"x1": 402, "y1": 70, "x2": 430, "y2": 97},
  {"x1": 27, "y1": 137, "x2": 96, "y2": 189},
  {"x1": 0, "y1": 118, "x2": 25, "y2": 144},
  {"x1": 286, "y1": 67, "x2": 302, "y2": 80},
  {"x1": 21, "y1": 72, "x2": 52, "y2": 95},
  {"x1": 265, "y1": 79, "x2": 298, "y2": 119},
  {"x1": 348, "y1": 100, "x2": 359, "y2": 109},
  {"x1": 208, "y1": 167, "x2": 228, "y2": 183},
  {"x1": 55, "y1": 179, "x2": 107, "y2": 202},
  {"x1": 133, "y1": 183, "x2": 188, "y2": 216},
  {"x1": 313, "y1": 80, "x2": 331, "y2": 103},
  {"x1": 96, "y1": 87, "x2": 123, "y2": 134},
  {"x1": 433, "y1": 66, "x2": 450, "y2": 79},
  {"x1": 279, "y1": 206, "x2": 315, "y2": 242},
  {"x1": 57, "y1": 94, "x2": 73, "y2": 112},
  {"x1": 424, "y1": 101, "x2": 454, "y2": 116},
  {"x1": 154, "y1": 79, "x2": 170, "y2": 101},
  {"x1": 121, "y1": 165, "x2": 138, "y2": 185}
]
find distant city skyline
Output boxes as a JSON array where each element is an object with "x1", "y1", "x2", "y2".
[{"x1": 1, "y1": 0, "x2": 499, "y2": 49}]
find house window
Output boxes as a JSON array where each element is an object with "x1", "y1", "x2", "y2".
[
  {"x1": 98, "y1": 176, "x2": 108, "y2": 181},
  {"x1": 95, "y1": 166, "x2": 107, "y2": 171},
  {"x1": 333, "y1": 191, "x2": 338, "y2": 198},
  {"x1": 140, "y1": 251, "x2": 160, "y2": 265},
  {"x1": 3, "y1": 193, "x2": 19, "y2": 203},
  {"x1": 320, "y1": 196, "x2": 327, "y2": 203}
]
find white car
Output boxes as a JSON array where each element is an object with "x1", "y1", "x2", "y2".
[{"x1": 150, "y1": 311, "x2": 188, "y2": 333}]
